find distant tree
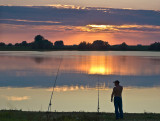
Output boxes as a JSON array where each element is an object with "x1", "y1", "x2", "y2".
[
  {"x1": 137, "y1": 44, "x2": 142, "y2": 47},
  {"x1": 34, "y1": 35, "x2": 44, "y2": 42},
  {"x1": 149, "y1": 42, "x2": 160, "y2": 51},
  {"x1": 32, "y1": 35, "x2": 53, "y2": 49},
  {"x1": 119, "y1": 42, "x2": 128, "y2": 50},
  {"x1": 28, "y1": 42, "x2": 33, "y2": 47},
  {"x1": 91, "y1": 40, "x2": 110, "y2": 50},
  {"x1": 8, "y1": 43, "x2": 13, "y2": 46},
  {"x1": 0, "y1": 42, "x2": 5, "y2": 47},
  {"x1": 78, "y1": 41, "x2": 91, "y2": 50},
  {"x1": 21, "y1": 41, "x2": 28, "y2": 46},
  {"x1": 43, "y1": 39, "x2": 53, "y2": 49},
  {"x1": 78, "y1": 41, "x2": 87, "y2": 50},
  {"x1": 54, "y1": 40, "x2": 64, "y2": 48},
  {"x1": 15, "y1": 43, "x2": 20, "y2": 46}
]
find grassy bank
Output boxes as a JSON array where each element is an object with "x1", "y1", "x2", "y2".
[{"x1": 0, "y1": 110, "x2": 160, "y2": 121}]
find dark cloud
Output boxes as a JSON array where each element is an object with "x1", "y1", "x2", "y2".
[{"x1": 0, "y1": 6, "x2": 160, "y2": 26}]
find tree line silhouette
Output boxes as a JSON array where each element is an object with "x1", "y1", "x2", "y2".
[{"x1": 0, "y1": 35, "x2": 160, "y2": 51}]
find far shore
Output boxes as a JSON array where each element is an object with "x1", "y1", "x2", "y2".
[{"x1": 0, "y1": 47, "x2": 159, "y2": 51}]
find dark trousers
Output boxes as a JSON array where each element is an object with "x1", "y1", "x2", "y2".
[{"x1": 114, "y1": 96, "x2": 123, "y2": 119}]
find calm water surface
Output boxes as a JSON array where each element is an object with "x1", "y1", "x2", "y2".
[{"x1": 0, "y1": 51, "x2": 160, "y2": 113}]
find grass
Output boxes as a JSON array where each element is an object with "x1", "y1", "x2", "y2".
[{"x1": 0, "y1": 110, "x2": 160, "y2": 121}]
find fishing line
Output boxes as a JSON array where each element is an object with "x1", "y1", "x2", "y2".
[{"x1": 47, "y1": 56, "x2": 63, "y2": 112}]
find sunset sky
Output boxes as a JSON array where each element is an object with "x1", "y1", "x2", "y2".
[
  {"x1": 0, "y1": 0, "x2": 160, "y2": 45},
  {"x1": 1, "y1": 0, "x2": 160, "y2": 10}
]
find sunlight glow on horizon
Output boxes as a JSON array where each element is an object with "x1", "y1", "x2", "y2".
[{"x1": 88, "y1": 25, "x2": 109, "y2": 28}]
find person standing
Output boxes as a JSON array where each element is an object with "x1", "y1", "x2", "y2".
[{"x1": 111, "y1": 80, "x2": 123, "y2": 119}]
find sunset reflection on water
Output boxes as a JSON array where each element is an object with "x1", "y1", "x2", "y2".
[{"x1": 1, "y1": 54, "x2": 160, "y2": 76}]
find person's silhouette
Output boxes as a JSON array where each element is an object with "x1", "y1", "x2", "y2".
[{"x1": 111, "y1": 80, "x2": 123, "y2": 119}]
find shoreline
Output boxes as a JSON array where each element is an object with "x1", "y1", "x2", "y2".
[
  {"x1": 0, "y1": 110, "x2": 160, "y2": 121},
  {"x1": 0, "y1": 48, "x2": 160, "y2": 52}
]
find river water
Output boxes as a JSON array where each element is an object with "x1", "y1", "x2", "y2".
[{"x1": 0, "y1": 51, "x2": 160, "y2": 113}]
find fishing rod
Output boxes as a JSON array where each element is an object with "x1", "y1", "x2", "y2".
[
  {"x1": 47, "y1": 57, "x2": 63, "y2": 112},
  {"x1": 97, "y1": 75, "x2": 100, "y2": 113},
  {"x1": 96, "y1": 55, "x2": 100, "y2": 113}
]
